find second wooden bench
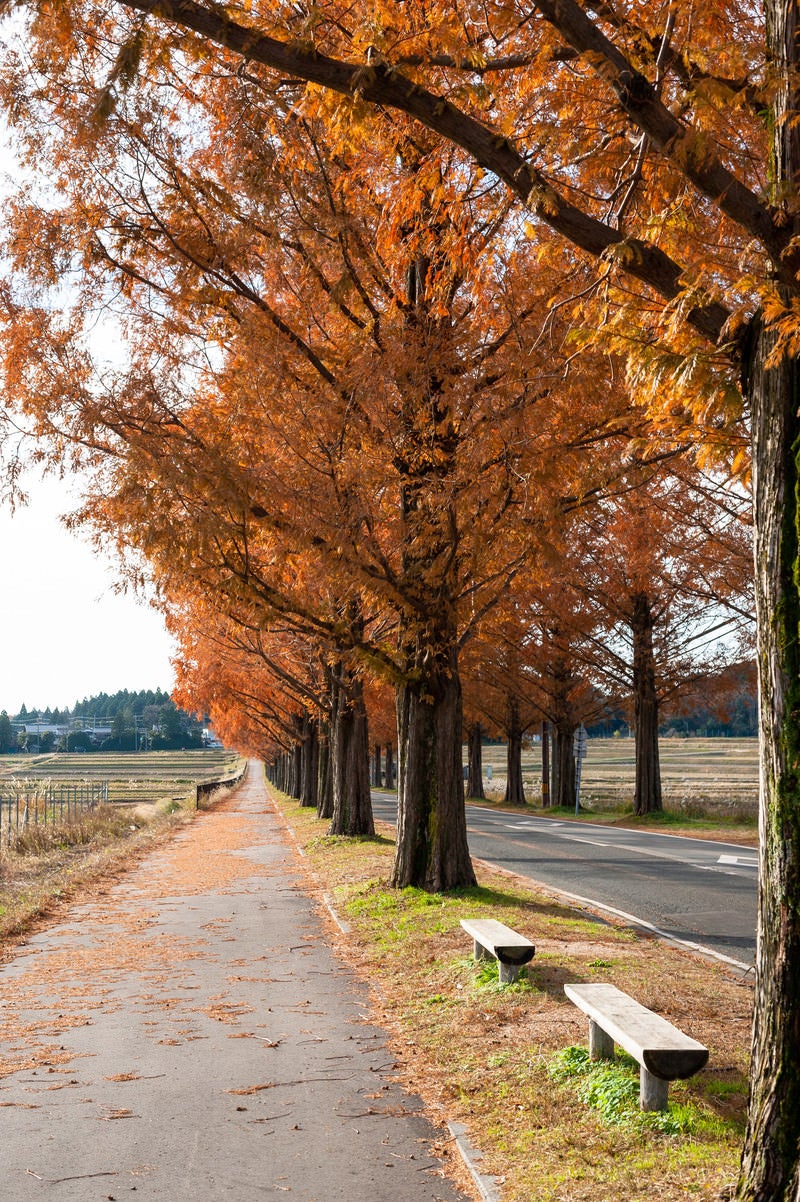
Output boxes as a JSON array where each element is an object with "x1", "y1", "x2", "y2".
[{"x1": 564, "y1": 981, "x2": 709, "y2": 1110}]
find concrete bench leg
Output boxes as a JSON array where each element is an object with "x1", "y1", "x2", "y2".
[
  {"x1": 498, "y1": 962, "x2": 520, "y2": 985},
  {"x1": 473, "y1": 940, "x2": 491, "y2": 961},
  {"x1": 640, "y1": 1067, "x2": 669, "y2": 1111},
  {"x1": 588, "y1": 1020, "x2": 615, "y2": 1061}
]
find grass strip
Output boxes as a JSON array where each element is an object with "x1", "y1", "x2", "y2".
[{"x1": 273, "y1": 787, "x2": 751, "y2": 1202}]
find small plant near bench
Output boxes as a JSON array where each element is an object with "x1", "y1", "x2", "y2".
[
  {"x1": 548, "y1": 1046, "x2": 726, "y2": 1138},
  {"x1": 464, "y1": 954, "x2": 536, "y2": 993}
]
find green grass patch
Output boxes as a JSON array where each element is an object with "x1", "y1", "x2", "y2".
[{"x1": 548, "y1": 1046, "x2": 737, "y2": 1141}]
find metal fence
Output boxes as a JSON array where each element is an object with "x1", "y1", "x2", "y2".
[{"x1": 0, "y1": 781, "x2": 108, "y2": 847}]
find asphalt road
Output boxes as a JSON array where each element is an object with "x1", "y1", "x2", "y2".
[{"x1": 371, "y1": 792, "x2": 758, "y2": 969}]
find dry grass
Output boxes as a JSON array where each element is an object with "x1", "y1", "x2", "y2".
[
  {"x1": 274, "y1": 793, "x2": 751, "y2": 1202},
  {"x1": 0, "y1": 750, "x2": 245, "y2": 806},
  {"x1": 480, "y1": 737, "x2": 759, "y2": 822},
  {"x1": 0, "y1": 800, "x2": 197, "y2": 944}
]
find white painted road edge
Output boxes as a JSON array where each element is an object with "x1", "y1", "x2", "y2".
[
  {"x1": 546, "y1": 885, "x2": 754, "y2": 975},
  {"x1": 471, "y1": 857, "x2": 754, "y2": 977},
  {"x1": 322, "y1": 891, "x2": 353, "y2": 934}
]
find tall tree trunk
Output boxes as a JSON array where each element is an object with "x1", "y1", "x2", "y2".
[
  {"x1": 541, "y1": 720, "x2": 551, "y2": 807},
  {"x1": 550, "y1": 655, "x2": 576, "y2": 809},
  {"x1": 631, "y1": 591, "x2": 663, "y2": 816},
  {"x1": 737, "y1": 5, "x2": 800, "y2": 1192},
  {"x1": 329, "y1": 666, "x2": 374, "y2": 837},
  {"x1": 289, "y1": 736, "x2": 302, "y2": 800},
  {"x1": 391, "y1": 643, "x2": 476, "y2": 890},
  {"x1": 299, "y1": 711, "x2": 318, "y2": 809},
  {"x1": 552, "y1": 721, "x2": 576, "y2": 809},
  {"x1": 466, "y1": 721, "x2": 485, "y2": 799},
  {"x1": 317, "y1": 719, "x2": 333, "y2": 820},
  {"x1": 390, "y1": 253, "x2": 474, "y2": 890},
  {"x1": 372, "y1": 743, "x2": 382, "y2": 787},
  {"x1": 384, "y1": 742, "x2": 394, "y2": 790},
  {"x1": 737, "y1": 314, "x2": 800, "y2": 1201},
  {"x1": 311, "y1": 718, "x2": 320, "y2": 806},
  {"x1": 504, "y1": 697, "x2": 526, "y2": 806}
]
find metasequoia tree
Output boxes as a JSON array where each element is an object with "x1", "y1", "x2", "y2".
[
  {"x1": 4, "y1": 3, "x2": 799, "y2": 1190},
  {"x1": 0, "y1": 45, "x2": 628, "y2": 890},
  {"x1": 462, "y1": 610, "x2": 550, "y2": 807},
  {"x1": 462, "y1": 557, "x2": 604, "y2": 810},
  {"x1": 169, "y1": 600, "x2": 341, "y2": 814},
  {"x1": 570, "y1": 466, "x2": 754, "y2": 814}
]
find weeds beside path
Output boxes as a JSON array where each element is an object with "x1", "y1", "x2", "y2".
[
  {"x1": 0, "y1": 796, "x2": 214, "y2": 950},
  {"x1": 271, "y1": 785, "x2": 752, "y2": 1202}
]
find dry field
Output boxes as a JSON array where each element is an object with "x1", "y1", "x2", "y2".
[
  {"x1": 480, "y1": 737, "x2": 759, "y2": 820},
  {"x1": 0, "y1": 749, "x2": 245, "y2": 808}
]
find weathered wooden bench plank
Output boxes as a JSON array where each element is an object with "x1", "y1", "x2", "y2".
[
  {"x1": 460, "y1": 918, "x2": 535, "y2": 984},
  {"x1": 564, "y1": 982, "x2": 708, "y2": 1110}
]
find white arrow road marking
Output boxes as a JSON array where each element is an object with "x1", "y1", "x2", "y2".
[{"x1": 718, "y1": 854, "x2": 758, "y2": 869}]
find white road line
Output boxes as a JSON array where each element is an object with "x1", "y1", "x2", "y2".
[{"x1": 561, "y1": 836, "x2": 612, "y2": 848}]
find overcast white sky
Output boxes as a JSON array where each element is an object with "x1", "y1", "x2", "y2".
[
  {"x1": 0, "y1": 112, "x2": 176, "y2": 717},
  {"x1": 0, "y1": 475, "x2": 176, "y2": 716}
]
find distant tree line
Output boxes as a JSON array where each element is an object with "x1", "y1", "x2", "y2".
[
  {"x1": 0, "y1": 690, "x2": 206, "y2": 753},
  {"x1": 586, "y1": 663, "x2": 757, "y2": 740}
]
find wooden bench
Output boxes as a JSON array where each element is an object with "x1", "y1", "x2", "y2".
[
  {"x1": 460, "y1": 918, "x2": 535, "y2": 984},
  {"x1": 564, "y1": 982, "x2": 708, "y2": 1110}
]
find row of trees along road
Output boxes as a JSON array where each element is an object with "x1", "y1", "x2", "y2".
[{"x1": 0, "y1": 1, "x2": 792, "y2": 1195}]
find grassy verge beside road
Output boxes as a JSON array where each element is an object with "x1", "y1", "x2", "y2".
[
  {"x1": 465, "y1": 798, "x2": 758, "y2": 846},
  {"x1": 273, "y1": 787, "x2": 751, "y2": 1202}
]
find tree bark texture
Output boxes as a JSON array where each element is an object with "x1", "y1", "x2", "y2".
[
  {"x1": 550, "y1": 656, "x2": 577, "y2": 809},
  {"x1": 737, "y1": 314, "x2": 800, "y2": 1202},
  {"x1": 384, "y1": 742, "x2": 395, "y2": 790},
  {"x1": 467, "y1": 722, "x2": 486, "y2": 799},
  {"x1": 317, "y1": 722, "x2": 333, "y2": 820},
  {"x1": 329, "y1": 668, "x2": 374, "y2": 837},
  {"x1": 541, "y1": 720, "x2": 551, "y2": 807},
  {"x1": 631, "y1": 591, "x2": 663, "y2": 816},
  {"x1": 737, "y1": 6, "x2": 800, "y2": 1192},
  {"x1": 289, "y1": 739, "x2": 302, "y2": 800},
  {"x1": 552, "y1": 722, "x2": 576, "y2": 809},
  {"x1": 299, "y1": 712, "x2": 318, "y2": 809},
  {"x1": 504, "y1": 698, "x2": 526, "y2": 805},
  {"x1": 391, "y1": 644, "x2": 476, "y2": 890}
]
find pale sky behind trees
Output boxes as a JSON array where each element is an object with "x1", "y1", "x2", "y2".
[
  {"x1": 0, "y1": 474, "x2": 176, "y2": 715},
  {"x1": 0, "y1": 128, "x2": 176, "y2": 717}
]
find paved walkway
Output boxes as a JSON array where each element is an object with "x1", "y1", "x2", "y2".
[{"x1": 0, "y1": 764, "x2": 473, "y2": 1201}]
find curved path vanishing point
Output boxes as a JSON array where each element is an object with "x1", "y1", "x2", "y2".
[{"x1": 0, "y1": 763, "x2": 473, "y2": 1202}]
